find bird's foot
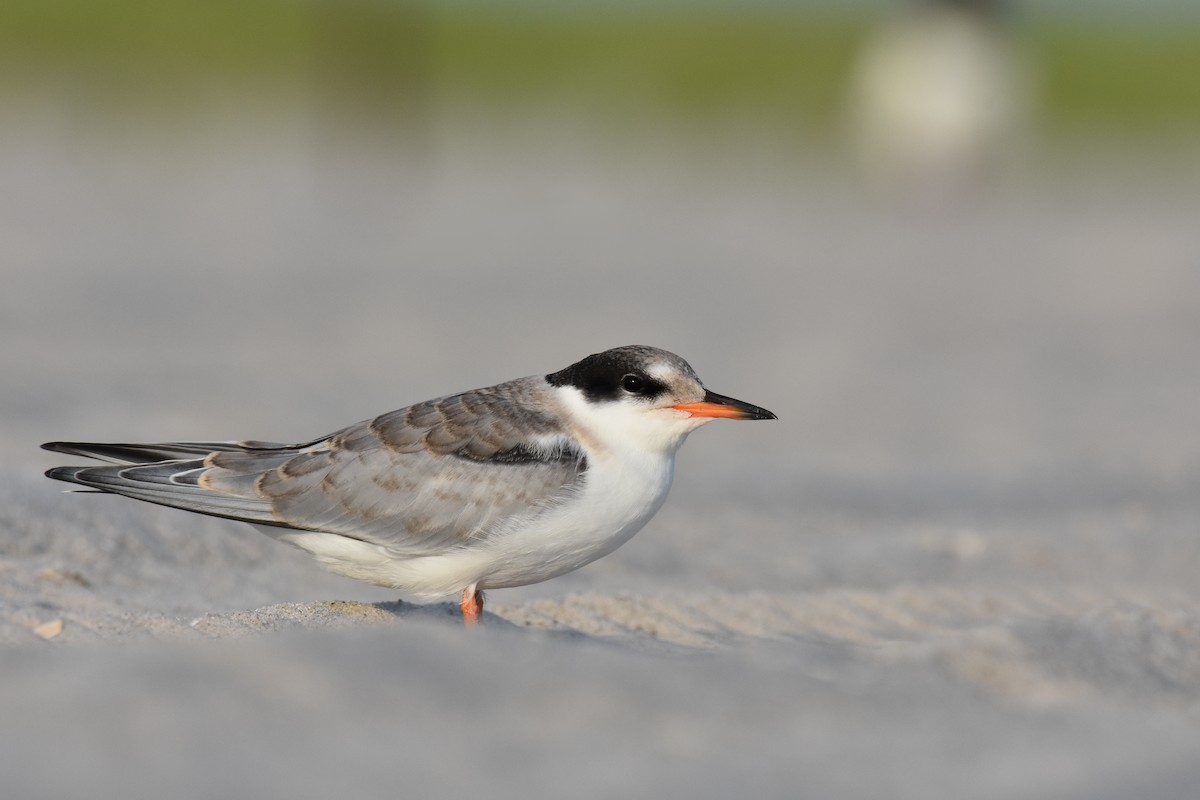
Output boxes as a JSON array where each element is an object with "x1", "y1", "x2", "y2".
[{"x1": 460, "y1": 585, "x2": 484, "y2": 626}]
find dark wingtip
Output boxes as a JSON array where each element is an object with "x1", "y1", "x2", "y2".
[
  {"x1": 41, "y1": 441, "x2": 97, "y2": 457},
  {"x1": 45, "y1": 465, "x2": 81, "y2": 483}
]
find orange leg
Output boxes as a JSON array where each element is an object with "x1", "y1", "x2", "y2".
[{"x1": 460, "y1": 585, "x2": 484, "y2": 626}]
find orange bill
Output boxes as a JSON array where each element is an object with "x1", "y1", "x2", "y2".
[{"x1": 672, "y1": 390, "x2": 777, "y2": 420}]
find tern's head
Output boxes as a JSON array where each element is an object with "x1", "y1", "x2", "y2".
[{"x1": 545, "y1": 345, "x2": 776, "y2": 453}]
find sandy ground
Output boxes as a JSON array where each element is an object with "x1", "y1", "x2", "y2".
[{"x1": 2, "y1": 113, "x2": 1200, "y2": 798}]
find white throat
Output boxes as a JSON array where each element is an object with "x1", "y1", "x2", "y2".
[{"x1": 552, "y1": 385, "x2": 708, "y2": 460}]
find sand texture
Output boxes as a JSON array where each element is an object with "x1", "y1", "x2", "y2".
[{"x1": 3, "y1": 121, "x2": 1200, "y2": 798}]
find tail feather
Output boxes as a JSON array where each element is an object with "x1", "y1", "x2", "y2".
[
  {"x1": 42, "y1": 441, "x2": 305, "y2": 528},
  {"x1": 41, "y1": 440, "x2": 290, "y2": 465},
  {"x1": 45, "y1": 462, "x2": 283, "y2": 526}
]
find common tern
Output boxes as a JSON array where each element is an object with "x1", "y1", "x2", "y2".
[{"x1": 43, "y1": 345, "x2": 776, "y2": 624}]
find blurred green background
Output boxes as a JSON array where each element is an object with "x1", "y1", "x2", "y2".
[{"x1": 4, "y1": 0, "x2": 1198, "y2": 145}]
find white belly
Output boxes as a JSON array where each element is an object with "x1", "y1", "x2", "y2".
[
  {"x1": 265, "y1": 448, "x2": 678, "y2": 598},
  {"x1": 474, "y1": 451, "x2": 676, "y2": 589}
]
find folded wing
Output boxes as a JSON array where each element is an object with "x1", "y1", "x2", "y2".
[{"x1": 43, "y1": 379, "x2": 587, "y2": 556}]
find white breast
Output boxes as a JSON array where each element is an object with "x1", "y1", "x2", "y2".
[{"x1": 472, "y1": 444, "x2": 677, "y2": 589}]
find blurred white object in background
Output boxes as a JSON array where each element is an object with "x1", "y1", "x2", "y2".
[{"x1": 848, "y1": 0, "x2": 1026, "y2": 206}]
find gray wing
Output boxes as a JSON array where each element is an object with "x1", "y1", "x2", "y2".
[{"x1": 43, "y1": 378, "x2": 588, "y2": 556}]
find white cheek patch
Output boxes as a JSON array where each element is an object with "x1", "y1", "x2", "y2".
[{"x1": 556, "y1": 384, "x2": 699, "y2": 455}]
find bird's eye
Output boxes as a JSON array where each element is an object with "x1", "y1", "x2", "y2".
[{"x1": 621, "y1": 374, "x2": 645, "y2": 394}]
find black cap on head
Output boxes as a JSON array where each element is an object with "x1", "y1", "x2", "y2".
[{"x1": 546, "y1": 346, "x2": 694, "y2": 403}]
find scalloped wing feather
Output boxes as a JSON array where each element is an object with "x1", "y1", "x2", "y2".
[{"x1": 44, "y1": 378, "x2": 587, "y2": 557}]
